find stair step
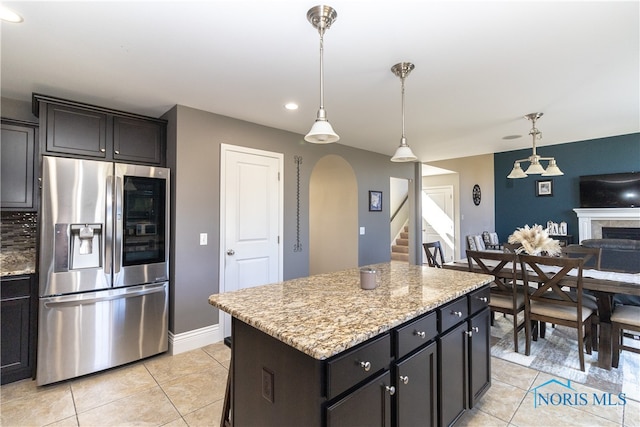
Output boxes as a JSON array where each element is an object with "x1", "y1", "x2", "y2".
[
  {"x1": 391, "y1": 252, "x2": 409, "y2": 261},
  {"x1": 392, "y1": 245, "x2": 409, "y2": 253},
  {"x1": 395, "y1": 238, "x2": 409, "y2": 246},
  {"x1": 400, "y1": 232, "x2": 409, "y2": 239}
]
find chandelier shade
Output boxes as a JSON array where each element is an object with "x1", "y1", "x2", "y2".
[
  {"x1": 507, "y1": 113, "x2": 563, "y2": 179},
  {"x1": 305, "y1": 5, "x2": 339, "y2": 144},
  {"x1": 390, "y1": 62, "x2": 418, "y2": 162}
]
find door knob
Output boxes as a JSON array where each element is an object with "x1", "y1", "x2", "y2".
[{"x1": 227, "y1": 249, "x2": 235, "y2": 256}]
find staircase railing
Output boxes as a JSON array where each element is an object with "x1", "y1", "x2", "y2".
[{"x1": 390, "y1": 195, "x2": 408, "y2": 223}]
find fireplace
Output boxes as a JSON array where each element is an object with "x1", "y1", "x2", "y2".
[
  {"x1": 602, "y1": 227, "x2": 640, "y2": 240},
  {"x1": 573, "y1": 208, "x2": 640, "y2": 242}
]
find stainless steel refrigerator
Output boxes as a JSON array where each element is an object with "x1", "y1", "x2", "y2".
[{"x1": 37, "y1": 156, "x2": 169, "y2": 385}]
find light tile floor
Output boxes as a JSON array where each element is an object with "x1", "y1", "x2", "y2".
[{"x1": 1, "y1": 343, "x2": 638, "y2": 426}]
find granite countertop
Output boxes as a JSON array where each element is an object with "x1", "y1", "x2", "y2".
[
  {"x1": 208, "y1": 262, "x2": 493, "y2": 360},
  {"x1": 0, "y1": 249, "x2": 37, "y2": 277}
]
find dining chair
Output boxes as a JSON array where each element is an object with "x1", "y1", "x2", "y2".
[
  {"x1": 611, "y1": 304, "x2": 640, "y2": 368},
  {"x1": 466, "y1": 250, "x2": 525, "y2": 352},
  {"x1": 560, "y1": 245, "x2": 601, "y2": 348},
  {"x1": 519, "y1": 254, "x2": 595, "y2": 372},
  {"x1": 423, "y1": 241, "x2": 445, "y2": 268}
]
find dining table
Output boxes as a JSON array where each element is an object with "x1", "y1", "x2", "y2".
[{"x1": 443, "y1": 258, "x2": 640, "y2": 370}]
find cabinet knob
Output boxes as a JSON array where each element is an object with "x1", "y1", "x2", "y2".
[
  {"x1": 360, "y1": 361, "x2": 371, "y2": 372},
  {"x1": 478, "y1": 297, "x2": 488, "y2": 303},
  {"x1": 100, "y1": 148, "x2": 106, "y2": 153},
  {"x1": 414, "y1": 331, "x2": 426, "y2": 339},
  {"x1": 399, "y1": 375, "x2": 409, "y2": 385},
  {"x1": 114, "y1": 150, "x2": 120, "y2": 154},
  {"x1": 465, "y1": 331, "x2": 473, "y2": 337},
  {"x1": 472, "y1": 326, "x2": 479, "y2": 333},
  {"x1": 452, "y1": 311, "x2": 463, "y2": 317},
  {"x1": 385, "y1": 385, "x2": 396, "y2": 395}
]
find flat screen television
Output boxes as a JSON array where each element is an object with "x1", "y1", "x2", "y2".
[{"x1": 579, "y1": 172, "x2": 640, "y2": 208}]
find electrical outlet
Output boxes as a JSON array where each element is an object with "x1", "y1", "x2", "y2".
[
  {"x1": 262, "y1": 368, "x2": 274, "y2": 403},
  {"x1": 360, "y1": 227, "x2": 365, "y2": 235},
  {"x1": 199, "y1": 233, "x2": 207, "y2": 245}
]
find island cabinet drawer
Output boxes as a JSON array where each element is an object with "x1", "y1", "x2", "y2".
[
  {"x1": 326, "y1": 333, "x2": 391, "y2": 399},
  {"x1": 439, "y1": 297, "x2": 468, "y2": 333},
  {"x1": 394, "y1": 311, "x2": 437, "y2": 359},
  {"x1": 468, "y1": 286, "x2": 490, "y2": 315}
]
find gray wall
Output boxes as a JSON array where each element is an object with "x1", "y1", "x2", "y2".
[
  {"x1": 164, "y1": 104, "x2": 415, "y2": 335},
  {"x1": 2, "y1": 96, "x2": 415, "y2": 337}
]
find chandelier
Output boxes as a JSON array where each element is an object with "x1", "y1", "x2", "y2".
[
  {"x1": 507, "y1": 113, "x2": 563, "y2": 179},
  {"x1": 390, "y1": 62, "x2": 418, "y2": 162},
  {"x1": 304, "y1": 5, "x2": 339, "y2": 144}
]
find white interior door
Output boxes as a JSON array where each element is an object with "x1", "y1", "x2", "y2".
[
  {"x1": 422, "y1": 186, "x2": 454, "y2": 263},
  {"x1": 220, "y1": 144, "x2": 283, "y2": 338}
]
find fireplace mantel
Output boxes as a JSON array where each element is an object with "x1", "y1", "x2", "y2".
[{"x1": 574, "y1": 208, "x2": 640, "y2": 242}]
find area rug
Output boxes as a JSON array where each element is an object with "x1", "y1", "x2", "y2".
[{"x1": 490, "y1": 314, "x2": 640, "y2": 401}]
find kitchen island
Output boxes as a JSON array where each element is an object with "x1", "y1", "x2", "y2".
[{"x1": 209, "y1": 262, "x2": 493, "y2": 427}]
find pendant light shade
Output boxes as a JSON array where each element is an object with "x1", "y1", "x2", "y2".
[
  {"x1": 390, "y1": 62, "x2": 418, "y2": 162},
  {"x1": 305, "y1": 5, "x2": 339, "y2": 144},
  {"x1": 391, "y1": 138, "x2": 417, "y2": 162},
  {"x1": 506, "y1": 162, "x2": 527, "y2": 179},
  {"x1": 507, "y1": 113, "x2": 563, "y2": 179}
]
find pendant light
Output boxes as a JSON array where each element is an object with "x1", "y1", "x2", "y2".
[
  {"x1": 390, "y1": 62, "x2": 418, "y2": 162},
  {"x1": 305, "y1": 5, "x2": 339, "y2": 144},
  {"x1": 507, "y1": 113, "x2": 563, "y2": 178}
]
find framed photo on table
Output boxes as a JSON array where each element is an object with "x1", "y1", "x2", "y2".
[
  {"x1": 536, "y1": 179, "x2": 553, "y2": 197},
  {"x1": 369, "y1": 190, "x2": 382, "y2": 211}
]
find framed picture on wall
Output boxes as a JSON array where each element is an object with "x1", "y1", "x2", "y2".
[
  {"x1": 369, "y1": 190, "x2": 382, "y2": 211},
  {"x1": 536, "y1": 179, "x2": 553, "y2": 197}
]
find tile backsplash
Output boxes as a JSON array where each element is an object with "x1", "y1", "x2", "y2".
[{"x1": 1, "y1": 211, "x2": 37, "y2": 252}]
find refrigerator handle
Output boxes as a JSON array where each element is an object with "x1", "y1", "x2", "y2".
[
  {"x1": 42, "y1": 283, "x2": 167, "y2": 308},
  {"x1": 105, "y1": 175, "x2": 113, "y2": 276},
  {"x1": 114, "y1": 176, "x2": 123, "y2": 274}
]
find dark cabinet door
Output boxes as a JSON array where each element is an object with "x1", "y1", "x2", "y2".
[
  {"x1": 439, "y1": 322, "x2": 467, "y2": 427},
  {"x1": 44, "y1": 103, "x2": 108, "y2": 158},
  {"x1": 1, "y1": 275, "x2": 36, "y2": 384},
  {"x1": 326, "y1": 370, "x2": 392, "y2": 427},
  {"x1": 468, "y1": 308, "x2": 491, "y2": 407},
  {"x1": 1, "y1": 120, "x2": 37, "y2": 210},
  {"x1": 395, "y1": 341, "x2": 438, "y2": 427},
  {"x1": 35, "y1": 94, "x2": 166, "y2": 166},
  {"x1": 113, "y1": 116, "x2": 164, "y2": 165}
]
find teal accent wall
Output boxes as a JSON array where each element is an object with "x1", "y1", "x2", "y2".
[{"x1": 494, "y1": 133, "x2": 640, "y2": 243}]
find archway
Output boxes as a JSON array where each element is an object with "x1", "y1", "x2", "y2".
[{"x1": 309, "y1": 155, "x2": 358, "y2": 274}]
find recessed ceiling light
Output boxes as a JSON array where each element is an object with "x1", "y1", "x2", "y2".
[
  {"x1": 284, "y1": 102, "x2": 299, "y2": 111},
  {"x1": 502, "y1": 135, "x2": 522, "y2": 140},
  {"x1": 0, "y1": 5, "x2": 23, "y2": 23}
]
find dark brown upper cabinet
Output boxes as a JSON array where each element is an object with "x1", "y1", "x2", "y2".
[
  {"x1": 33, "y1": 94, "x2": 166, "y2": 166},
  {"x1": 1, "y1": 119, "x2": 38, "y2": 211}
]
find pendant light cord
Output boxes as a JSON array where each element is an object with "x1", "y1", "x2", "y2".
[
  {"x1": 318, "y1": 28, "x2": 325, "y2": 111},
  {"x1": 401, "y1": 75, "x2": 406, "y2": 139}
]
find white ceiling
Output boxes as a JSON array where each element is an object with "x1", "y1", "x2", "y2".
[{"x1": 1, "y1": 1, "x2": 638, "y2": 163}]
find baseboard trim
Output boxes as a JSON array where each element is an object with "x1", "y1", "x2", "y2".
[{"x1": 169, "y1": 323, "x2": 223, "y2": 355}]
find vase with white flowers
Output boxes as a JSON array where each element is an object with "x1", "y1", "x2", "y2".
[{"x1": 508, "y1": 224, "x2": 562, "y2": 256}]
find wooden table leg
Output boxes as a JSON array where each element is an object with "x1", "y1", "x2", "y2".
[{"x1": 593, "y1": 291, "x2": 613, "y2": 370}]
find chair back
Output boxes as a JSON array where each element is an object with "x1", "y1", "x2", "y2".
[
  {"x1": 423, "y1": 241, "x2": 445, "y2": 268},
  {"x1": 561, "y1": 245, "x2": 601, "y2": 270},
  {"x1": 502, "y1": 243, "x2": 520, "y2": 253},
  {"x1": 518, "y1": 254, "x2": 585, "y2": 316},
  {"x1": 466, "y1": 250, "x2": 518, "y2": 297}
]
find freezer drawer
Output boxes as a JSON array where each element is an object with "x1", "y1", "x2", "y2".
[{"x1": 37, "y1": 282, "x2": 168, "y2": 385}]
